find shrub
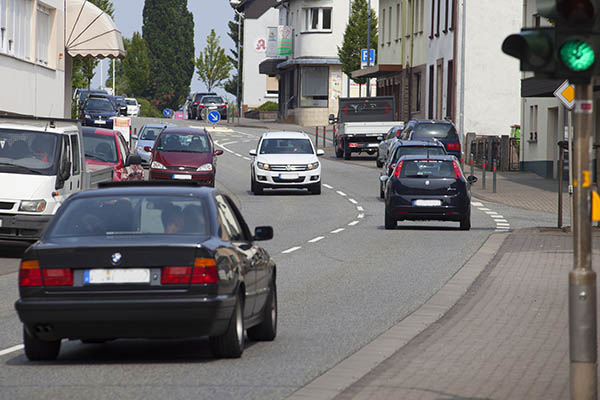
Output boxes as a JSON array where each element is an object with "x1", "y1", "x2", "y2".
[
  {"x1": 138, "y1": 98, "x2": 163, "y2": 118},
  {"x1": 257, "y1": 101, "x2": 278, "y2": 112}
]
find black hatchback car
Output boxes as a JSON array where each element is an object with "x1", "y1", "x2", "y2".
[
  {"x1": 379, "y1": 140, "x2": 447, "y2": 198},
  {"x1": 381, "y1": 155, "x2": 477, "y2": 230},
  {"x1": 15, "y1": 183, "x2": 277, "y2": 360},
  {"x1": 401, "y1": 120, "x2": 462, "y2": 161}
]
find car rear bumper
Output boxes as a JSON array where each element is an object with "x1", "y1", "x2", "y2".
[
  {"x1": 0, "y1": 214, "x2": 52, "y2": 241},
  {"x1": 387, "y1": 196, "x2": 470, "y2": 221},
  {"x1": 150, "y1": 170, "x2": 215, "y2": 186},
  {"x1": 15, "y1": 295, "x2": 236, "y2": 340}
]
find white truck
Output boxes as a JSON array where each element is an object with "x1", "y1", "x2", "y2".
[
  {"x1": 329, "y1": 96, "x2": 404, "y2": 160},
  {"x1": 0, "y1": 117, "x2": 113, "y2": 242}
]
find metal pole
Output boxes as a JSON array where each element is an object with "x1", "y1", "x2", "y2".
[
  {"x1": 569, "y1": 109, "x2": 574, "y2": 227},
  {"x1": 570, "y1": 82, "x2": 597, "y2": 400},
  {"x1": 482, "y1": 158, "x2": 486, "y2": 190},
  {"x1": 112, "y1": 59, "x2": 116, "y2": 95},
  {"x1": 366, "y1": 0, "x2": 371, "y2": 98},
  {"x1": 559, "y1": 144, "x2": 564, "y2": 229},
  {"x1": 315, "y1": 126, "x2": 319, "y2": 148},
  {"x1": 492, "y1": 159, "x2": 497, "y2": 193},
  {"x1": 236, "y1": 11, "x2": 242, "y2": 124},
  {"x1": 470, "y1": 152, "x2": 474, "y2": 177},
  {"x1": 322, "y1": 126, "x2": 326, "y2": 147}
]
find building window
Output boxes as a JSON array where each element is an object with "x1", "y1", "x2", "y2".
[
  {"x1": 388, "y1": 6, "x2": 392, "y2": 43},
  {"x1": 430, "y1": 0, "x2": 435, "y2": 38},
  {"x1": 436, "y1": 0, "x2": 441, "y2": 37},
  {"x1": 450, "y1": 0, "x2": 455, "y2": 30},
  {"x1": 444, "y1": 0, "x2": 449, "y2": 33},
  {"x1": 36, "y1": 4, "x2": 50, "y2": 65},
  {"x1": 446, "y1": 60, "x2": 453, "y2": 119},
  {"x1": 0, "y1": 0, "x2": 7, "y2": 52},
  {"x1": 415, "y1": 72, "x2": 422, "y2": 112},
  {"x1": 266, "y1": 76, "x2": 278, "y2": 96},
  {"x1": 396, "y1": 4, "x2": 401, "y2": 40},
  {"x1": 300, "y1": 66, "x2": 328, "y2": 108},
  {"x1": 420, "y1": 0, "x2": 425, "y2": 32},
  {"x1": 303, "y1": 7, "x2": 332, "y2": 32},
  {"x1": 381, "y1": 8, "x2": 385, "y2": 46},
  {"x1": 406, "y1": 0, "x2": 412, "y2": 37}
]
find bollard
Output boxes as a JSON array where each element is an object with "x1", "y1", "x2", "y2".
[
  {"x1": 315, "y1": 127, "x2": 319, "y2": 148},
  {"x1": 482, "y1": 158, "x2": 487, "y2": 190},
  {"x1": 470, "y1": 153, "x2": 474, "y2": 177},
  {"x1": 322, "y1": 126, "x2": 326, "y2": 147},
  {"x1": 492, "y1": 159, "x2": 497, "y2": 193}
]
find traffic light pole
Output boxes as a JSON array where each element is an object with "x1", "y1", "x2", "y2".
[{"x1": 570, "y1": 82, "x2": 597, "y2": 400}]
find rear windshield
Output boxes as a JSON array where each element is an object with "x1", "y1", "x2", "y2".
[
  {"x1": 194, "y1": 93, "x2": 216, "y2": 101},
  {"x1": 412, "y1": 124, "x2": 458, "y2": 140},
  {"x1": 201, "y1": 96, "x2": 223, "y2": 103},
  {"x1": 125, "y1": 99, "x2": 137, "y2": 105},
  {"x1": 259, "y1": 138, "x2": 313, "y2": 154},
  {"x1": 49, "y1": 195, "x2": 210, "y2": 237},
  {"x1": 399, "y1": 160, "x2": 457, "y2": 179},
  {"x1": 83, "y1": 132, "x2": 118, "y2": 163},
  {"x1": 392, "y1": 146, "x2": 446, "y2": 162},
  {"x1": 339, "y1": 99, "x2": 394, "y2": 123},
  {"x1": 140, "y1": 127, "x2": 161, "y2": 140},
  {"x1": 156, "y1": 132, "x2": 210, "y2": 153}
]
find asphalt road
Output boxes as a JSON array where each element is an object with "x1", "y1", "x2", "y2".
[{"x1": 0, "y1": 121, "x2": 556, "y2": 400}]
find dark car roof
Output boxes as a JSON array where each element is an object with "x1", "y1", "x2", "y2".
[
  {"x1": 71, "y1": 183, "x2": 217, "y2": 201},
  {"x1": 159, "y1": 127, "x2": 208, "y2": 135},
  {"x1": 395, "y1": 140, "x2": 445, "y2": 147},
  {"x1": 142, "y1": 123, "x2": 176, "y2": 129},
  {"x1": 398, "y1": 154, "x2": 457, "y2": 162},
  {"x1": 409, "y1": 119, "x2": 456, "y2": 126}
]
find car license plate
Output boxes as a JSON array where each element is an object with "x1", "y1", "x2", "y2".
[
  {"x1": 94, "y1": 120, "x2": 106, "y2": 125},
  {"x1": 84, "y1": 269, "x2": 150, "y2": 284},
  {"x1": 172, "y1": 174, "x2": 192, "y2": 180},
  {"x1": 209, "y1": 107, "x2": 217, "y2": 110},
  {"x1": 368, "y1": 143, "x2": 379, "y2": 147},
  {"x1": 414, "y1": 199, "x2": 442, "y2": 206},
  {"x1": 278, "y1": 173, "x2": 299, "y2": 180}
]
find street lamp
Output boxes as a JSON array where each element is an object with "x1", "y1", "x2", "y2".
[{"x1": 366, "y1": 0, "x2": 371, "y2": 97}]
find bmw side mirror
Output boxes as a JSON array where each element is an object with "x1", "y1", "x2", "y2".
[
  {"x1": 379, "y1": 175, "x2": 389, "y2": 182},
  {"x1": 467, "y1": 176, "x2": 478, "y2": 185},
  {"x1": 316, "y1": 149, "x2": 325, "y2": 156},
  {"x1": 254, "y1": 226, "x2": 273, "y2": 241},
  {"x1": 249, "y1": 149, "x2": 257, "y2": 156}
]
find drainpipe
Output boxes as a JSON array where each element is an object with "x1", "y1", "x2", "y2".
[{"x1": 459, "y1": 0, "x2": 466, "y2": 143}]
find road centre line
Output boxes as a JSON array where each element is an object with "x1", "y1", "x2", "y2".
[
  {"x1": 356, "y1": 206, "x2": 364, "y2": 212},
  {"x1": 491, "y1": 215, "x2": 504, "y2": 219},
  {"x1": 478, "y1": 207, "x2": 491, "y2": 211},
  {"x1": 348, "y1": 221, "x2": 359, "y2": 226},
  {"x1": 358, "y1": 213, "x2": 364, "y2": 219},
  {"x1": 331, "y1": 228, "x2": 345, "y2": 234},
  {"x1": 234, "y1": 153, "x2": 242, "y2": 157},
  {"x1": 323, "y1": 184, "x2": 333, "y2": 189},
  {"x1": 471, "y1": 201, "x2": 484, "y2": 207},
  {"x1": 348, "y1": 198, "x2": 358, "y2": 204},
  {"x1": 243, "y1": 157, "x2": 251, "y2": 161},
  {"x1": 485, "y1": 211, "x2": 497, "y2": 215},
  {"x1": 496, "y1": 223, "x2": 510, "y2": 226},
  {"x1": 494, "y1": 219, "x2": 508, "y2": 223},
  {"x1": 336, "y1": 191, "x2": 347, "y2": 197},
  {"x1": 282, "y1": 246, "x2": 301, "y2": 254},
  {"x1": 308, "y1": 236, "x2": 325, "y2": 243},
  {"x1": 0, "y1": 344, "x2": 23, "y2": 357}
]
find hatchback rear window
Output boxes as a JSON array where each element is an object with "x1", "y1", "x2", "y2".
[
  {"x1": 201, "y1": 96, "x2": 223, "y2": 103},
  {"x1": 393, "y1": 146, "x2": 446, "y2": 162},
  {"x1": 412, "y1": 124, "x2": 458, "y2": 140},
  {"x1": 400, "y1": 160, "x2": 457, "y2": 179}
]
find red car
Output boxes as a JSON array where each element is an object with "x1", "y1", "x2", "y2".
[
  {"x1": 82, "y1": 127, "x2": 144, "y2": 182},
  {"x1": 148, "y1": 127, "x2": 223, "y2": 186}
]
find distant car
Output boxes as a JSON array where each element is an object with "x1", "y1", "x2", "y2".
[
  {"x1": 249, "y1": 131, "x2": 324, "y2": 195},
  {"x1": 134, "y1": 123, "x2": 175, "y2": 167},
  {"x1": 111, "y1": 96, "x2": 128, "y2": 116},
  {"x1": 82, "y1": 127, "x2": 144, "y2": 181},
  {"x1": 125, "y1": 98, "x2": 140, "y2": 117},
  {"x1": 401, "y1": 120, "x2": 462, "y2": 161},
  {"x1": 74, "y1": 88, "x2": 108, "y2": 108},
  {"x1": 376, "y1": 125, "x2": 404, "y2": 168},
  {"x1": 188, "y1": 92, "x2": 217, "y2": 120},
  {"x1": 380, "y1": 155, "x2": 477, "y2": 230},
  {"x1": 198, "y1": 95, "x2": 227, "y2": 120},
  {"x1": 149, "y1": 127, "x2": 223, "y2": 186},
  {"x1": 80, "y1": 96, "x2": 118, "y2": 129},
  {"x1": 14, "y1": 183, "x2": 277, "y2": 360},
  {"x1": 379, "y1": 140, "x2": 447, "y2": 198}
]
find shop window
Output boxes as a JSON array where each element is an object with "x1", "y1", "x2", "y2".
[{"x1": 300, "y1": 66, "x2": 328, "y2": 108}]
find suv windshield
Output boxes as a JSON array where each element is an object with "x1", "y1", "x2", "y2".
[
  {"x1": 400, "y1": 160, "x2": 457, "y2": 179},
  {"x1": 82, "y1": 131, "x2": 118, "y2": 163},
  {"x1": 0, "y1": 130, "x2": 59, "y2": 175},
  {"x1": 259, "y1": 138, "x2": 313, "y2": 154},
  {"x1": 393, "y1": 146, "x2": 446, "y2": 162},
  {"x1": 85, "y1": 98, "x2": 115, "y2": 112},
  {"x1": 156, "y1": 132, "x2": 210, "y2": 153},
  {"x1": 412, "y1": 123, "x2": 458, "y2": 140},
  {"x1": 49, "y1": 195, "x2": 210, "y2": 237},
  {"x1": 201, "y1": 96, "x2": 223, "y2": 104}
]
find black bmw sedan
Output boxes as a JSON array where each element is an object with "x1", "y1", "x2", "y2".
[
  {"x1": 15, "y1": 183, "x2": 276, "y2": 360},
  {"x1": 381, "y1": 155, "x2": 477, "y2": 230}
]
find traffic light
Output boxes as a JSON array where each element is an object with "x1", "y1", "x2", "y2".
[{"x1": 502, "y1": 0, "x2": 600, "y2": 83}]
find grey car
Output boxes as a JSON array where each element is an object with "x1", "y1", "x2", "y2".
[
  {"x1": 134, "y1": 123, "x2": 174, "y2": 167},
  {"x1": 376, "y1": 125, "x2": 404, "y2": 168}
]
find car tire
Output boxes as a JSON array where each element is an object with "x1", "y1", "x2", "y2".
[
  {"x1": 309, "y1": 182, "x2": 321, "y2": 195},
  {"x1": 384, "y1": 209, "x2": 396, "y2": 230},
  {"x1": 335, "y1": 145, "x2": 343, "y2": 158},
  {"x1": 209, "y1": 294, "x2": 245, "y2": 358},
  {"x1": 460, "y1": 213, "x2": 471, "y2": 231},
  {"x1": 247, "y1": 281, "x2": 277, "y2": 341},
  {"x1": 251, "y1": 177, "x2": 263, "y2": 195},
  {"x1": 376, "y1": 159, "x2": 383, "y2": 168},
  {"x1": 379, "y1": 182, "x2": 385, "y2": 199},
  {"x1": 23, "y1": 327, "x2": 60, "y2": 361},
  {"x1": 343, "y1": 142, "x2": 351, "y2": 160}
]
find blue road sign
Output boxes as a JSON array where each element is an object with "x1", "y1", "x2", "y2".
[
  {"x1": 208, "y1": 110, "x2": 221, "y2": 124},
  {"x1": 361, "y1": 49, "x2": 375, "y2": 64},
  {"x1": 163, "y1": 108, "x2": 173, "y2": 118}
]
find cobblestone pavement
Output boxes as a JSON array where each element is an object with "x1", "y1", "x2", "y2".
[{"x1": 334, "y1": 228, "x2": 598, "y2": 400}]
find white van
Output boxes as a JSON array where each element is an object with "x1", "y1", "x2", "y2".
[{"x1": 0, "y1": 118, "x2": 112, "y2": 241}]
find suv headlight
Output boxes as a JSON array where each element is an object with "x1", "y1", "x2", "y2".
[
  {"x1": 307, "y1": 162, "x2": 319, "y2": 170},
  {"x1": 197, "y1": 163, "x2": 213, "y2": 171},
  {"x1": 20, "y1": 200, "x2": 46, "y2": 212},
  {"x1": 257, "y1": 162, "x2": 270, "y2": 170},
  {"x1": 151, "y1": 161, "x2": 166, "y2": 169}
]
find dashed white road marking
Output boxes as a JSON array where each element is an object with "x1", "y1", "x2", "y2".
[
  {"x1": 323, "y1": 184, "x2": 333, "y2": 189},
  {"x1": 243, "y1": 157, "x2": 251, "y2": 161},
  {"x1": 471, "y1": 202, "x2": 484, "y2": 207},
  {"x1": 331, "y1": 228, "x2": 345, "y2": 234},
  {"x1": 348, "y1": 221, "x2": 359, "y2": 226},
  {"x1": 496, "y1": 223, "x2": 510, "y2": 227},
  {"x1": 336, "y1": 191, "x2": 347, "y2": 197},
  {"x1": 485, "y1": 211, "x2": 497, "y2": 215},
  {"x1": 0, "y1": 344, "x2": 23, "y2": 357},
  {"x1": 282, "y1": 246, "x2": 301, "y2": 254},
  {"x1": 358, "y1": 213, "x2": 364, "y2": 219},
  {"x1": 348, "y1": 198, "x2": 358, "y2": 204},
  {"x1": 356, "y1": 206, "x2": 364, "y2": 212},
  {"x1": 478, "y1": 207, "x2": 491, "y2": 211},
  {"x1": 234, "y1": 153, "x2": 242, "y2": 157},
  {"x1": 308, "y1": 236, "x2": 325, "y2": 243},
  {"x1": 222, "y1": 141, "x2": 238, "y2": 146},
  {"x1": 491, "y1": 215, "x2": 504, "y2": 219},
  {"x1": 494, "y1": 219, "x2": 508, "y2": 223}
]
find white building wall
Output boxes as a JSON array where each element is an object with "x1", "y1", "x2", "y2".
[
  {"x1": 242, "y1": 7, "x2": 280, "y2": 109},
  {"x1": 0, "y1": 0, "x2": 66, "y2": 118}
]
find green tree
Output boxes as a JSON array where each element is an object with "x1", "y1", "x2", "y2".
[
  {"x1": 122, "y1": 32, "x2": 150, "y2": 97},
  {"x1": 338, "y1": 0, "x2": 378, "y2": 86},
  {"x1": 224, "y1": 12, "x2": 243, "y2": 99},
  {"x1": 143, "y1": 0, "x2": 195, "y2": 110},
  {"x1": 195, "y1": 29, "x2": 232, "y2": 92}
]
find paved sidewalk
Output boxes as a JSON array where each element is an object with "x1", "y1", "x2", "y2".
[{"x1": 333, "y1": 228, "x2": 595, "y2": 400}]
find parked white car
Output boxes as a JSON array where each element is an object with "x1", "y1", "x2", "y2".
[
  {"x1": 125, "y1": 98, "x2": 140, "y2": 117},
  {"x1": 249, "y1": 131, "x2": 324, "y2": 195}
]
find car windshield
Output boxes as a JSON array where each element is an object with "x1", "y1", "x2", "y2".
[
  {"x1": 125, "y1": 99, "x2": 137, "y2": 105},
  {"x1": 0, "y1": 129, "x2": 59, "y2": 175},
  {"x1": 202, "y1": 96, "x2": 223, "y2": 103},
  {"x1": 85, "y1": 98, "x2": 115, "y2": 112},
  {"x1": 259, "y1": 138, "x2": 313, "y2": 154},
  {"x1": 156, "y1": 132, "x2": 210, "y2": 153},
  {"x1": 412, "y1": 124, "x2": 458, "y2": 140},
  {"x1": 49, "y1": 195, "x2": 210, "y2": 237},
  {"x1": 82, "y1": 131, "x2": 118, "y2": 163},
  {"x1": 140, "y1": 127, "x2": 160, "y2": 141},
  {"x1": 393, "y1": 146, "x2": 446, "y2": 162},
  {"x1": 400, "y1": 160, "x2": 457, "y2": 179}
]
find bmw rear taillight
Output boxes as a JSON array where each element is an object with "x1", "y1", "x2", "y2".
[
  {"x1": 393, "y1": 160, "x2": 404, "y2": 178},
  {"x1": 43, "y1": 268, "x2": 73, "y2": 286},
  {"x1": 447, "y1": 142, "x2": 461, "y2": 151},
  {"x1": 192, "y1": 258, "x2": 218, "y2": 284},
  {"x1": 453, "y1": 161, "x2": 463, "y2": 179},
  {"x1": 161, "y1": 266, "x2": 192, "y2": 284},
  {"x1": 19, "y1": 260, "x2": 42, "y2": 287}
]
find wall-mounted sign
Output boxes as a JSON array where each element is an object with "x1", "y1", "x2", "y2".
[{"x1": 277, "y1": 26, "x2": 293, "y2": 57}]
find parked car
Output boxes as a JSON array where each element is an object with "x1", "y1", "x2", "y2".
[
  {"x1": 187, "y1": 92, "x2": 217, "y2": 120},
  {"x1": 125, "y1": 98, "x2": 140, "y2": 117},
  {"x1": 379, "y1": 140, "x2": 448, "y2": 198},
  {"x1": 149, "y1": 128, "x2": 223, "y2": 186},
  {"x1": 249, "y1": 131, "x2": 324, "y2": 195},
  {"x1": 376, "y1": 125, "x2": 404, "y2": 168},
  {"x1": 198, "y1": 95, "x2": 228, "y2": 120},
  {"x1": 380, "y1": 155, "x2": 477, "y2": 230},
  {"x1": 134, "y1": 123, "x2": 175, "y2": 167},
  {"x1": 82, "y1": 127, "x2": 144, "y2": 182},
  {"x1": 80, "y1": 96, "x2": 119, "y2": 129},
  {"x1": 401, "y1": 120, "x2": 462, "y2": 161},
  {"x1": 14, "y1": 183, "x2": 277, "y2": 360}
]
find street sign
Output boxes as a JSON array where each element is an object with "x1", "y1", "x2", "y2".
[
  {"x1": 592, "y1": 190, "x2": 600, "y2": 221},
  {"x1": 207, "y1": 110, "x2": 221, "y2": 124},
  {"x1": 163, "y1": 108, "x2": 173, "y2": 118},
  {"x1": 553, "y1": 80, "x2": 575, "y2": 110},
  {"x1": 361, "y1": 49, "x2": 375, "y2": 64}
]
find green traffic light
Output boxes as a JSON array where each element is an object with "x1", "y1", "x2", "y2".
[{"x1": 560, "y1": 40, "x2": 595, "y2": 71}]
